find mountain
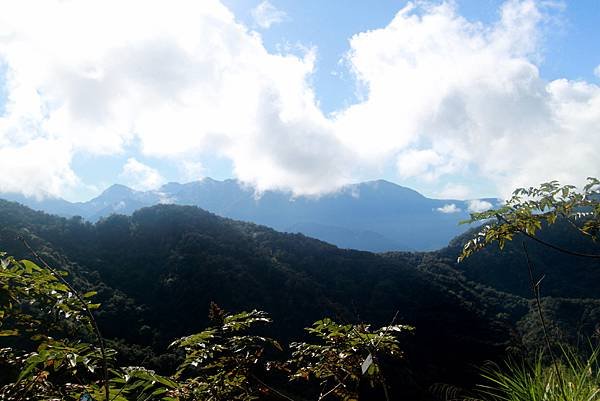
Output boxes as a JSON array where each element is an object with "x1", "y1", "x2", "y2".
[
  {"x1": 0, "y1": 199, "x2": 524, "y2": 398},
  {"x1": 1, "y1": 199, "x2": 598, "y2": 398},
  {"x1": 0, "y1": 178, "x2": 499, "y2": 251}
]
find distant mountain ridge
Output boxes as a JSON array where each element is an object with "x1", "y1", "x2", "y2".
[{"x1": 0, "y1": 178, "x2": 498, "y2": 251}]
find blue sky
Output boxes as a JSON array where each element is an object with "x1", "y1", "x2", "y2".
[
  {"x1": 226, "y1": 0, "x2": 600, "y2": 112},
  {"x1": 0, "y1": 0, "x2": 599, "y2": 201}
]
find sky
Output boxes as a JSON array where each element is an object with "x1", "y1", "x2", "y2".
[{"x1": 0, "y1": 0, "x2": 598, "y2": 202}]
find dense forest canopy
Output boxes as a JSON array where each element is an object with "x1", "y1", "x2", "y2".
[{"x1": 0, "y1": 179, "x2": 599, "y2": 399}]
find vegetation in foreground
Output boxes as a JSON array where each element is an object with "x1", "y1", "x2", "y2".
[
  {"x1": 468, "y1": 346, "x2": 599, "y2": 401},
  {"x1": 457, "y1": 177, "x2": 600, "y2": 401},
  {"x1": 0, "y1": 250, "x2": 414, "y2": 400},
  {"x1": 1, "y1": 177, "x2": 599, "y2": 400}
]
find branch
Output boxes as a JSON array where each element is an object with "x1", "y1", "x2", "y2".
[
  {"x1": 496, "y1": 214, "x2": 600, "y2": 259},
  {"x1": 318, "y1": 381, "x2": 344, "y2": 401},
  {"x1": 18, "y1": 236, "x2": 110, "y2": 401},
  {"x1": 250, "y1": 374, "x2": 298, "y2": 401},
  {"x1": 522, "y1": 241, "x2": 567, "y2": 401}
]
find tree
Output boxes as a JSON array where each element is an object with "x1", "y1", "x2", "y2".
[
  {"x1": 0, "y1": 251, "x2": 110, "y2": 400},
  {"x1": 287, "y1": 317, "x2": 412, "y2": 400},
  {"x1": 458, "y1": 177, "x2": 600, "y2": 400},
  {"x1": 169, "y1": 304, "x2": 281, "y2": 401},
  {"x1": 458, "y1": 177, "x2": 600, "y2": 262},
  {"x1": 1, "y1": 247, "x2": 411, "y2": 401}
]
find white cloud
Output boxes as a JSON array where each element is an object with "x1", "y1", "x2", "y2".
[
  {"x1": 595, "y1": 64, "x2": 600, "y2": 78},
  {"x1": 468, "y1": 199, "x2": 493, "y2": 213},
  {"x1": 335, "y1": 0, "x2": 600, "y2": 197},
  {"x1": 252, "y1": 1, "x2": 287, "y2": 29},
  {"x1": 119, "y1": 158, "x2": 165, "y2": 191},
  {"x1": 0, "y1": 0, "x2": 599, "y2": 200},
  {"x1": 0, "y1": 138, "x2": 78, "y2": 198},
  {"x1": 396, "y1": 148, "x2": 461, "y2": 182},
  {"x1": 396, "y1": 149, "x2": 442, "y2": 180},
  {"x1": 436, "y1": 203, "x2": 461, "y2": 213},
  {"x1": 436, "y1": 183, "x2": 472, "y2": 199},
  {"x1": 0, "y1": 0, "x2": 350, "y2": 197},
  {"x1": 181, "y1": 160, "x2": 205, "y2": 182}
]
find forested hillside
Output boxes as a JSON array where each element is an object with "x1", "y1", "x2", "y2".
[
  {"x1": 0, "y1": 198, "x2": 598, "y2": 399},
  {"x1": 439, "y1": 221, "x2": 600, "y2": 299},
  {"x1": 0, "y1": 178, "x2": 499, "y2": 251}
]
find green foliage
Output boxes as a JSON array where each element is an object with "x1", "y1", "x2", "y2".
[
  {"x1": 0, "y1": 252, "x2": 111, "y2": 400},
  {"x1": 0, "y1": 200, "x2": 553, "y2": 399},
  {"x1": 169, "y1": 304, "x2": 280, "y2": 401},
  {"x1": 459, "y1": 178, "x2": 600, "y2": 262},
  {"x1": 473, "y1": 345, "x2": 600, "y2": 401},
  {"x1": 0, "y1": 252, "x2": 94, "y2": 337},
  {"x1": 455, "y1": 177, "x2": 600, "y2": 401},
  {"x1": 109, "y1": 367, "x2": 178, "y2": 401},
  {"x1": 0, "y1": 245, "x2": 419, "y2": 400},
  {"x1": 288, "y1": 317, "x2": 412, "y2": 400},
  {"x1": 1, "y1": 339, "x2": 115, "y2": 400}
]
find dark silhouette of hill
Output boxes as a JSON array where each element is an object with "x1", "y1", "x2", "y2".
[
  {"x1": 0, "y1": 178, "x2": 499, "y2": 251},
  {"x1": 438, "y1": 221, "x2": 600, "y2": 299},
  {"x1": 0, "y1": 199, "x2": 523, "y2": 396},
  {"x1": 1, "y1": 200, "x2": 598, "y2": 398}
]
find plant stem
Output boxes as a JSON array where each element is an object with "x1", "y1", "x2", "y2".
[
  {"x1": 250, "y1": 374, "x2": 297, "y2": 401},
  {"x1": 318, "y1": 381, "x2": 343, "y2": 400},
  {"x1": 19, "y1": 236, "x2": 110, "y2": 401},
  {"x1": 497, "y1": 214, "x2": 600, "y2": 259},
  {"x1": 522, "y1": 240, "x2": 567, "y2": 401}
]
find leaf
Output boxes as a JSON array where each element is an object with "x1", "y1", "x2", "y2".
[
  {"x1": 458, "y1": 177, "x2": 600, "y2": 261},
  {"x1": 19, "y1": 260, "x2": 42, "y2": 274},
  {"x1": 361, "y1": 354, "x2": 373, "y2": 375},
  {"x1": 82, "y1": 291, "x2": 97, "y2": 299},
  {"x1": 67, "y1": 353, "x2": 77, "y2": 368}
]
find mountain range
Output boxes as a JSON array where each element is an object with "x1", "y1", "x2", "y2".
[
  {"x1": 0, "y1": 198, "x2": 527, "y2": 397},
  {"x1": 0, "y1": 196, "x2": 598, "y2": 399},
  {"x1": 0, "y1": 178, "x2": 498, "y2": 251}
]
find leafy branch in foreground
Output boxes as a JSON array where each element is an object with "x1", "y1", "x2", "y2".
[
  {"x1": 0, "y1": 251, "x2": 110, "y2": 400},
  {"x1": 1, "y1": 247, "x2": 415, "y2": 401},
  {"x1": 457, "y1": 177, "x2": 600, "y2": 401},
  {"x1": 169, "y1": 303, "x2": 282, "y2": 401},
  {"x1": 288, "y1": 317, "x2": 412, "y2": 400},
  {"x1": 458, "y1": 177, "x2": 600, "y2": 262}
]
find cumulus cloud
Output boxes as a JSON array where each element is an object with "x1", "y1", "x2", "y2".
[
  {"x1": 335, "y1": 0, "x2": 600, "y2": 197},
  {"x1": 468, "y1": 199, "x2": 493, "y2": 213},
  {"x1": 252, "y1": 1, "x2": 287, "y2": 29},
  {"x1": 0, "y1": 0, "x2": 350, "y2": 197},
  {"x1": 0, "y1": 138, "x2": 78, "y2": 198},
  {"x1": 181, "y1": 161, "x2": 205, "y2": 182},
  {"x1": 0, "y1": 0, "x2": 599, "y2": 200},
  {"x1": 436, "y1": 203, "x2": 461, "y2": 213},
  {"x1": 436, "y1": 183, "x2": 472, "y2": 199},
  {"x1": 595, "y1": 65, "x2": 600, "y2": 79},
  {"x1": 119, "y1": 158, "x2": 165, "y2": 191},
  {"x1": 397, "y1": 149, "x2": 443, "y2": 180}
]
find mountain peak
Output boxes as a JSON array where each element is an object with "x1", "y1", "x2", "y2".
[
  {"x1": 1, "y1": 178, "x2": 477, "y2": 251},
  {"x1": 101, "y1": 184, "x2": 136, "y2": 196},
  {"x1": 355, "y1": 179, "x2": 424, "y2": 199},
  {"x1": 90, "y1": 184, "x2": 139, "y2": 205},
  {"x1": 159, "y1": 182, "x2": 184, "y2": 193}
]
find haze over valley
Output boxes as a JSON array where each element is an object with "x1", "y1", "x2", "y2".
[{"x1": 0, "y1": 178, "x2": 498, "y2": 251}]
